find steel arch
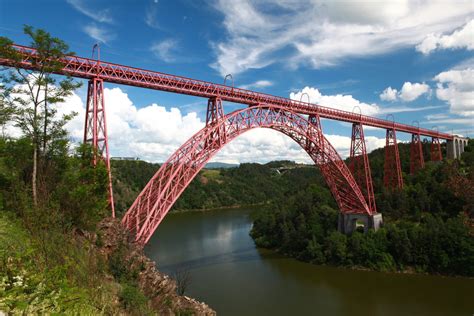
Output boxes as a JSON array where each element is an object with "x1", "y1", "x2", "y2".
[{"x1": 122, "y1": 105, "x2": 371, "y2": 245}]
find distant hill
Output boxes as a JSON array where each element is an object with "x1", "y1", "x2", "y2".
[
  {"x1": 205, "y1": 162, "x2": 239, "y2": 169},
  {"x1": 110, "y1": 141, "x2": 445, "y2": 216},
  {"x1": 111, "y1": 160, "x2": 322, "y2": 216}
]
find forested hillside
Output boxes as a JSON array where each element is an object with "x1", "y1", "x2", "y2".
[
  {"x1": 112, "y1": 140, "x2": 452, "y2": 219},
  {"x1": 112, "y1": 160, "x2": 325, "y2": 216},
  {"x1": 112, "y1": 140, "x2": 473, "y2": 277},
  {"x1": 251, "y1": 140, "x2": 474, "y2": 276}
]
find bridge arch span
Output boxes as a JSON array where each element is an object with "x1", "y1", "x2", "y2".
[{"x1": 122, "y1": 105, "x2": 371, "y2": 245}]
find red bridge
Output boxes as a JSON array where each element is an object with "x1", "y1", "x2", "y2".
[{"x1": 0, "y1": 44, "x2": 468, "y2": 245}]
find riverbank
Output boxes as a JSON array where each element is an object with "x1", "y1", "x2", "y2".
[
  {"x1": 172, "y1": 205, "x2": 474, "y2": 278},
  {"x1": 265, "y1": 245, "x2": 474, "y2": 279},
  {"x1": 251, "y1": 204, "x2": 474, "y2": 277},
  {"x1": 0, "y1": 211, "x2": 215, "y2": 314},
  {"x1": 146, "y1": 207, "x2": 474, "y2": 316},
  {"x1": 172, "y1": 202, "x2": 266, "y2": 213},
  {"x1": 97, "y1": 217, "x2": 215, "y2": 315}
]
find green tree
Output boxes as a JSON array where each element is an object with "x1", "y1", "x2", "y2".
[
  {"x1": 325, "y1": 231, "x2": 347, "y2": 264},
  {"x1": 0, "y1": 26, "x2": 81, "y2": 207}
]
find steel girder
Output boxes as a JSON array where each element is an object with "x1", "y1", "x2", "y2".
[
  {"x1": 84, "y1": 78, "x2": 115, "y2": 217},
  {"x1": 348, "y1": 123, "x2": 377, "y2": 214},
  {"x1": 0, "y1": 44, "x2": 453, "y2": 140},
  {"x1": 410, "y1": 133, "x2": 425, "y2": 174},
  {"x1": 430, "y1": 137, "x2": 442, "y2": 161},
  {"x1": 384, "y1": 128, "x2": 403, "y2": 189},
  {"x1": 122, "y1": 104, "x2": 372, "y2": 245}
]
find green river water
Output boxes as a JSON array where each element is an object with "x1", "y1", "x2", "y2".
[{"x1": 145, "y1": 208, "x2": 474, "y2": 316}]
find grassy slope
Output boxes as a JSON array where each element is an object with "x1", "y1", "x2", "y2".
[{"x1": 0, "y1": 212, "x2": 122, "y2": 314}]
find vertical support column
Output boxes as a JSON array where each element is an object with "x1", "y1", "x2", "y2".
[
  {"x1": 410, "y1": 133, "x2": 425, "y2": 174},
  {"x1": 349, "y1": 123, "x2": 377, "y2": 214},
  {"x1": 205, "y1": 97, "x2": 226, "y2": 149},
  {"x1": 447, "y1": 139, "x2": 456, "y2": 159},
  {"x1": 430, "y1": 137, "x2": 442, "y2": 161},
  {"x1": 384, "y1": 128, "x2": 403, "y2": 189},
  {"x1": 84, "y1": 78, "x2": 115, "y2": 218},
  {"x1": 306, "y1": 114, "x2": 324, "y2": 151}
]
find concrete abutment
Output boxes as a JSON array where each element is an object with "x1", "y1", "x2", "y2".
[{"x1": 338, "y1": 213, "x2": 383, "y2": 234}]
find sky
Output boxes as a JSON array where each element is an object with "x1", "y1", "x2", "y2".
[{"x1": 0, "y1": 0, "x2": 473, "y2": 164}]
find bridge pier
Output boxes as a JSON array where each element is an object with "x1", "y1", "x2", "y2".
[
  {"x1": 338, "y1": 213, "x2": 383, "y2": 234},
  {"x1": 447, "y1": 137, "x2": 469, "y2": 159},
  {"x1": 384, "y1": 128, "x2": 403, "y2": 189},
  {"x1": 349, "y1": 123, "x2": 377, "y2": 214},
  {"x1": 430, "y1": 137, "x2": 442, "y2": 161},
  {"x1": 84, "y1": 78, "x2": 115, "y2": 218},
  {"x1": 410, "y1": 133, "x2": 425, "y2": 174}
]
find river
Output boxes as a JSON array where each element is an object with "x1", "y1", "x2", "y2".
[{"x1": 145, "y1": 208, "x2": 473, "y2": 316}]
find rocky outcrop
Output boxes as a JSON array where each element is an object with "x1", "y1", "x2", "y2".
[{"x1": 96, "y1": 218, "x2": 216, "y2": 315}]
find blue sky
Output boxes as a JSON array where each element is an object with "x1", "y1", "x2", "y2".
[{"x1": 0, "y1": 0, "x2": 473, "y2": 163}]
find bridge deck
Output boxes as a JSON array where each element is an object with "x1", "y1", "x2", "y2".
[{"x1": 0, "y1": 44, "x2": 452, "y2": 140}]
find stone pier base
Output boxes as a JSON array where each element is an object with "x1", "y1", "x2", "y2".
[
  {"x1": 338, "y1": 213, "x2": 383, "y2": 234},
  {"x1": 447, "y1": 137, "x2": 469, "y2": 159}
]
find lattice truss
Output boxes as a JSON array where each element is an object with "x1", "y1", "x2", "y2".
[
  {"x1": 0, "y1": 44, "x2": 452, "y2": 139},
  {"x1": 84, "y1": 78, "x2": 115, "y2": 217},
  {"x1": 410, "y1": 133, "x2": 425, "y2": 174},
  {"x1": 122, "y1": 104, "x2": 372, "y2": 245},
  {"x1": 348, "y1": 123, "x2": 377, "y2": 214},
  {"x1": 0, "y1": 43, "x2": 456, "y2": 245},
  {"x1": 384, "y1": 128, "x2": 403, "y2": 189}
]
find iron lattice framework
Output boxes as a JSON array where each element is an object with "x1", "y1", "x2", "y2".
[
  {"x1": 410, "y1": 133, "x2": 425, "y2": 174},
  {"x1": 84, "y1": 78, "x2": 115, "y2": 217},
  {"x1": 348, "y1": 123, "x2": 377, "y2": 214},
  {"x1": 430, "y1": 137, "x2": 442, "y2": 161},
  {"x1": 122, "y1": 104, "x2": 372, "y2": 245},
  {"x1": 0, "y1": 44, "x2": 453, "y2": 140},
  {"x1": 205, "y1": 97, "x2": 226, "y2": 148},
  {"x1": 384, "y1": 128, "x2": 403, "y2": 189},
  {"x1": 1, "y1": 43, "x2": 457, "y2": 243}
]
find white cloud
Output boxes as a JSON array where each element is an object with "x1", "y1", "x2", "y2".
[
  {"x1": 239, "y1": 80, "x2": 273, "y2": 90},
  {"x1": 290, "y1": 86, "x2": 379, "y2": 116},
  {"x1": 145, "y1": 2, "x2": 160, "y2": 29},
  {"x1": 423, "y1": 117, "x2": 474, "y2": 125},
  {"x1": 378, "y1": 105, "x2": 443, "y2": 115},
  {"x1": 379, "y1": 82, "x2": 430, "y2": 102},
  {"x1": 380, "y1": 87, "x2": 398, "y2": 101},
  {"x1": 212, "y1": 129, "x2": 312, "y2": 164},
  {"x1": 62, "y1": 87, "x2": 205, "y2": 161},
  {"x1": 212, "y1": 129, "x2": 386, "y2": 164},
  {"x1": 425, "y1": 113, "x2": 449, "y2": 121},
  {"x1": 67, "y1": 0, "x2": 113, "y2": 24},
  {"x1": 399, "y1": 82, "x2": 431, "y2": 102},
  {"x1": 434, "y1": 67, "x2": 474, "y2": 116},
  {"x1": 151, "y1": 39, "x2": 179, "y2": 63},
  {"x1": 321, "y1": 134, "x2": 385, "y2": 158},
  {"x1": 64, "y1": 87, "x2": 357, "y2": 163},
  {"x1": 416, "y1": 19, "x2": 474, "y2": 54},
  {"x1": 6, "y1": 84, "x2": 388, "y2": 164},
  {"x1": 211, "y1": 0, "x2": 473, "y2": 75},
  {"x1": 83, "y1": 24, "x2": 116, "y2": 43}
]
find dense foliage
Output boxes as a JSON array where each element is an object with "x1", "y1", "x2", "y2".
[
  {"x1": 0, "y1": 27, "x2": 151, "y2": 314},
  {"x1": 110, "y1": 140, "x2": 473, "y2": 277},
  {"x1": 251, "y1": 141, "x2": 474, "y2": 276},
  {"x1": 111, "y1": 159, "x2": 325, "y2": 216}
]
